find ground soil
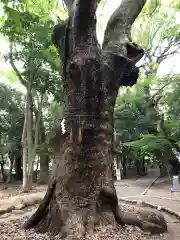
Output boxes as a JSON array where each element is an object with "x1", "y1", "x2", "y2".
[
  {"x1": 0, "y1": 182, "x2": 47, "y2": 199},
  {"x1": 0, "y1": 205, "x2": 171, "y2": 240},
  {"x1": 0, "y1": 217, "x2": 165, "y2": 240},
  {"x1": 1, "y1": 182, "x2": 180, "y2": 239},
  {"x1": 0, "y1": 200, "x2": 179, "y2": 239}
]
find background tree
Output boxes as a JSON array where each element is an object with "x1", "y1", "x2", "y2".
[
  {"x1": 0, "y1": 0, "x2": 64, "y2": 190},
  {"x1": 114, "y1": 0, "x2": 180, "y2": 179},
  {"x1": 0, "y1": 83, "x2": 24, "y2": 183}
]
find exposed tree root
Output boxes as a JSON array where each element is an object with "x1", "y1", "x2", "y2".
[
  {"x1": 23, "y1": 179, "x2": 57, "y2": 230},
  {"x1": 32, "y1": 200, "x2": 62, "y2": 236},
  {"x1": 24, "y1": 184, "x2": 167, "y2": 239},
  {"x1": 98, "y1": 186, "x2": 124, "y2": 225},
  {"x1": 99, "y1": 187, "x2": 168, "y2": 234}
]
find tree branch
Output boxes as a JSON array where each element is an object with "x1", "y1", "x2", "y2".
[
  {"x1": 156, "y1": 50, "x2": 178, "y2": 63},
  {"x1": 150, "y1": 81, "x2": 171, "y2": 106},
  {"x1": 8, "y1": 42, "x2": 27, "y2": 86},
  {"x1": 63, "y1": 0, "x2": 75, "y2": 16},
  {"x1": 101, "y1": 0, "x2": 146, "y2": 88},
  {"x1": 72, "y1": 0, "x2": 100, "y2": 46},
  {"x1": 103, "y1": 0, "x2": 147, "y2": 60}
]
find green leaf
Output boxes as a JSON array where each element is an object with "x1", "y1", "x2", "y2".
[{"x1": 0, "y1": 16, "x2": 5, "y2": 23}]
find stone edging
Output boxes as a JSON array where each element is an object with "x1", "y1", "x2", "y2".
[
  {"x1": 1, "y1": 191, "x2": 180, "y2": 222},
  {"x1": 145, "y1": 195, "x2": 180, "y2": 202},
  {"x1": 0, "y1": 196, "x2": 43, "y2": 216},
  {"x1": 118, "y1": 198, "x2": 180, "y2": 221}
]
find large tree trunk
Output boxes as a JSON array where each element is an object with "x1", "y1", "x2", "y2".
[{"x1": 24, "y1": 0, "x2": 167, "y2": 238}]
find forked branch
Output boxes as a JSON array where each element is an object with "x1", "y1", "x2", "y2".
[
  {"x1": 72, "y1": 0, "x2": 100, "y2": 45},
  {"x1": 101, "y1": 0, "x2": 147, "y2": 88},
  {"x1": 103, "y1": 0, "x2": 147, "y2": 63},
  {"x1": 8, "y1": 42, "x2": 27, "y2": 86}
]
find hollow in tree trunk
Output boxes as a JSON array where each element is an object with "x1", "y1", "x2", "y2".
[{"x1": 24, "y1": 0, "x2": 167, "y2": 238}]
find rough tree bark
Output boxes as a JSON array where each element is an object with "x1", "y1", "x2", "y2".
[{"x1": 24, "y1": 0, "x2": 167, "y2": 238}]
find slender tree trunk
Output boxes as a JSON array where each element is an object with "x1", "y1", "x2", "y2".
[
  {"x1": 142, "y1": 157, "x2": 146, "y2": 175},
  {"x1": 0, "y1": 143, "x2": 7, "y2": 182},
  {"x1": 22, "y1": 90, "x2": 41, "y2": 191},
  {"x1": 26, "y1": 91, "x2": 34, "y2": 188},
  {"x1": 139, "y1": 157, "x2": 146, "y2": 176},
  {"x1": 39, "y1": 117, "x2": 49, "y2": 184},
  {"x1": 122, "y1": 160, "x2": 127, "y2": 178},
  {"x1": 135, "y1": 159, "x2": 140, "y2": 176},
  {"x1": 0, "y1": 162, "x2": 6, "y2": 182},
  {"x1": 22, "y1": 93, "x2": 29, "y2": 191},
  {"x1": 159, "y1": 164, "x2": 167, "y2": 177},
  {"x1": 39, "y1": 155, "x2": 49, "y2": 184},
  {"x1": 7, "y1": 154, "x2": 14, "y2": 183},
  {"x1": 36, "y1": 156, "x2": 40, "y2": 172},
  {"x1": 121, "y1": 147, "x2": 127, "y2": 178},
  {"x1": 14, "y1": 155, "x2": 23, "y2": 181},
  {"x1": 156, "y1": 151, "x2": 171, "y2": 183},
  {"x1": 24, "y1": 0, "x2": 167, "y2": 237}
]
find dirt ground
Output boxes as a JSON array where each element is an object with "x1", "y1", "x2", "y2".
[
  {"x1": 0, "y1": 203, "x2": 177, "y2": 240},
  {"x1": 0, "y1": 180, "x2": 177, "y2": 202},
  {"x1": 0, "y1": 182, "x2": 180, "y2": 239},
  {"x1": 0, "y1": 217, "x2": 166, "y2": 240},
  {"x1": 0, "y1": 182, "x2": 47, "y2": 199}
]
